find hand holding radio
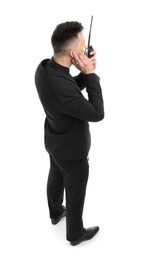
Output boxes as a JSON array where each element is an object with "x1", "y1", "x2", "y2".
[
  {"x1": 72, "y1": 51, "x2": 95, "y2": 74},
  {"x1": 72, "y1": 15, "x2": 97, "y2": 73}
]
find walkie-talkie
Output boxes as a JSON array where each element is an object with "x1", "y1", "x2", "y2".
[{"x1": 85, "y1": 15, "x2": 93, "y2": 58}]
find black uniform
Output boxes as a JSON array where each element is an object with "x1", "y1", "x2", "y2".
[{"x1": 35, "y1": 57, "x2": 104, "y2": 241}]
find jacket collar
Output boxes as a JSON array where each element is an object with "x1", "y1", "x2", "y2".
[
  {"x1": 49, "y1": 57, "x2": 70, "y2": 75},
  {"x1": 40, "y1": 58, "x2": 77, "y2": 85}
]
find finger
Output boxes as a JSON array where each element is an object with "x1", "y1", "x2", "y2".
[
  {"x1": 90, "y1": 49, "x2": 96, "y2": 56},
  {"x1": 80, "y1": 54, "x2": 92, "y2": 64},
  {"x1": 71, "y1": 58, "x2": 78, "y2": 66},
  {"x1": 78, "y1": 54, "x2": 87, "y2": 62},
  {"x1": 93, "y1": 59, "x2": 97, "y2": 67},
  {"x1": 73, "y1": 52, "x2": 87, "y2": 65},
  {"x1": 72, "y1": 51, "x2": 80, "y2": 63},
  {"x1": 90, "y1": 56, "x2": 95, "y2": 62},
  {"x1": 90, "y1": 53, "x2": 97, "y2": 62},
  {"x1": 71, "y1": 58, "x2": 81, "y2": 69}
]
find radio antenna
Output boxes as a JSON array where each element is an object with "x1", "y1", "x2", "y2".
[{"x1": 88, "y1": 15, "x2": 93, "y2": 48}]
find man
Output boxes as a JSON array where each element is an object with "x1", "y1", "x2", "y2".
[{"x1": 35, "y1": 21, "x2": 104, "y2": 246}]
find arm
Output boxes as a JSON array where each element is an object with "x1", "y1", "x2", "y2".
[
  {"x1": 62, "y1": 51, "x2": 104, "y2": 122},
  {"x1": 73, "y1": 49, "x2": 97, "y2": 91},
  {"x1": 56, "y1": 73, "x2": 104, "y2": 122},
  {"x1": 73, "y1": 73, "x2": 86, "y2": 91}
]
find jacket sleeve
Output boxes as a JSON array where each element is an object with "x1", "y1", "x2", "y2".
[
  {"x1": 55, "y1": 73, "x2": 104, "y2": 122},
  {"x1": 73, "y1": 73, "x2": 86, "y2": 91}
]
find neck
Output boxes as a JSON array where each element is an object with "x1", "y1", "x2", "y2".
[{"x1": 53, "y1": 54, "x2": 72, "y2": 68}]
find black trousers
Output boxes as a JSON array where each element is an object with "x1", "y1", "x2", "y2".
[{"x1": 47, "y1": 155, "x2": 89, "y2": 241}]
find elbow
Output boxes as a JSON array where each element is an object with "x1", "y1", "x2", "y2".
[
  {"x1": 98, "y1": 112, "x2": 105, "y2": 121},
  {"x1": 90, "y1": 111, "x2": 105, "y2": 122},
  {"x1": 96, "y1": 113, "x2": 105, "y2": 122}
]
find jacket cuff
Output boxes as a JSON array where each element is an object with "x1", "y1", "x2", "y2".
[{"x1": 84, "y1": 73, "x2": 100, "y2": 83}]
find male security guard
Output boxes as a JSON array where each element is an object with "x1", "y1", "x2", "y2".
[{"x1": 35, "y1": 21, "x2": 104, "y2": 246}]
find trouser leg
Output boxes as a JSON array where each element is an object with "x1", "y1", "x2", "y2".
[
  {"x1": 54, "y1": 157, "x2": 89, "y2": 242},
  {"x1": 47, "y1": 155, "x2": 64, "y2": 219}
]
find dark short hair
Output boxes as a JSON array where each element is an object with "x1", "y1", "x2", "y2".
[{"x1": 51, "y1": 21, "x2": 84, "y2": 54}]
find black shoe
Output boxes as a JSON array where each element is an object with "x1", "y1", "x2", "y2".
[
  {"x1": 70, "y1": 226, "x2": 99, "y2": 246},
  {"x1": 51, "y1": 207, "x2": 66, "y2": 225}
]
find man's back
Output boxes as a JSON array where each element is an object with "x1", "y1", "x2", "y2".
[{"x1": 35, "y1": 58, "x2": 92, "y2": 160}]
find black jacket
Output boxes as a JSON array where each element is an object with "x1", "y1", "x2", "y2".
[{"x1": 35, "y1": 58, "x2": 104, "y2": 160}]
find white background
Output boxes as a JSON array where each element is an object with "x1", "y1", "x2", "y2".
[{"x1": 0, "y1": 0, "x2": 142, "y2": 259}]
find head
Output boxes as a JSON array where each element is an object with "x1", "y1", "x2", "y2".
[{"x1": 51, "y1": 21, "x2": 86, "y2": 61}]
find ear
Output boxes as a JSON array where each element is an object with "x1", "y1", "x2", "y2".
[{"x1": 69, "y1": 49, "x2": 75, "y2": 58}]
